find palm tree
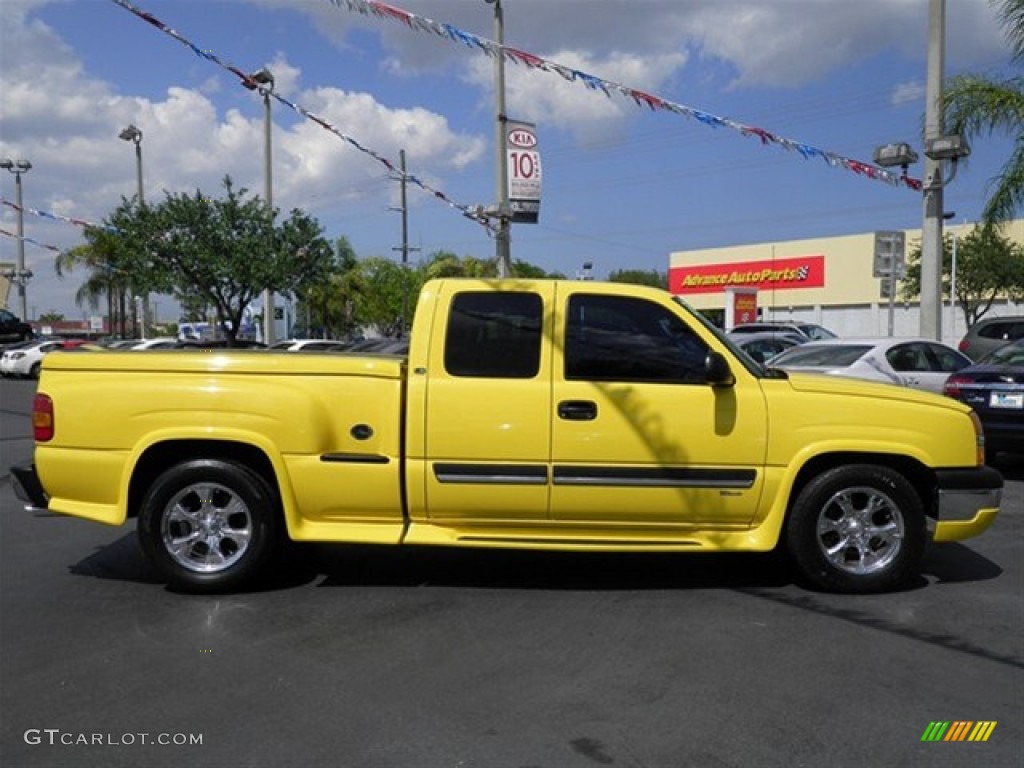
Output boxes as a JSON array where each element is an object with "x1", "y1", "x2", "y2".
[
  {"x1": 942, "y1": 0, "x2": 1024, "y2": 224},
  {"x1": 55, "y1": 230, "x2": 135, "y2": 338}
]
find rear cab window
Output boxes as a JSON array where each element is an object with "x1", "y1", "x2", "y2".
[{"x1": 444, "y1": 292, "x2": 543, "y2": 379}]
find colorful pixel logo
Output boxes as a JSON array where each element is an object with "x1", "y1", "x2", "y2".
[{"x1": 921, "y1": 721, "x2": 997, "y2": 742}]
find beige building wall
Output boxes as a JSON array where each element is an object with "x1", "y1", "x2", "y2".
[
  {"x1": 668, "y1": 219, "x2": 1024, "y2": 339},
  {"x1": 671, "y1": 219, "x2": 1024, "y2": 313}
]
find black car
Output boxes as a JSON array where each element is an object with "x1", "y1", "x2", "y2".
[
  {"x1": 943, "y1": 338, "x2": 1024, "y2": 461},
  {"x1": 0, "y1": 309, "x2": 33, "y2": 343},
  {"x1": 175, "y1": 338, "x2": 267, "y2": 349}
]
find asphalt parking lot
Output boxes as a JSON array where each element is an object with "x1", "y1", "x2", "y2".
[{"x1": 1, "y1": 376, "x2": 1021, "y2": 768}]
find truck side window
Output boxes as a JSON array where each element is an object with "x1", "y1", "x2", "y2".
[
  {"x1": 565, "y1": 294, "x2": 709, "y2": 383},
  {"x1": 444, "y1": 292, "x2": 543, "y2": 378}
]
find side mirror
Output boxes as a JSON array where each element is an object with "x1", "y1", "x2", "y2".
[{"x1": 705, "y1": 351, "x2": 735, "y2": 387}]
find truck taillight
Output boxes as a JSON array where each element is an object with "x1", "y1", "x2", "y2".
[{"x1": 33, "y1": 393, "x2": 54, "y2": 442}]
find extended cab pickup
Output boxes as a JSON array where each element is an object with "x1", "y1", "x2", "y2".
[{"x1": 11, "y1": 279, "x2": 1002, "y2": 593}]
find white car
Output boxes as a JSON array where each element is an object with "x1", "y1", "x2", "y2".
[
  {"x1": 767, "y1": 337, "x2": 973, "y2": 394},
  {"x1": 126, "y1": 337, "x2": 179, "y2": 350},
  {"x1": 269, "y1": 338, "x2": 349, "y2": 352},
  {"x1": 0, "y1": 339, "x2": 66, "y2": 378}
]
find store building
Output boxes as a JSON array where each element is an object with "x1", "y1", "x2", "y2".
[{"x1": 669, "y1": 219, "x2": 1024, "y2": 344}]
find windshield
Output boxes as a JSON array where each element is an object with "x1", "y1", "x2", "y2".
[
  {"x1": 770, "y1": 344, "x2": 873, "y2": 367},
  {"x1": 983, "y1": 341, "x2": 1024, "y2": 366},
  {"x1": 798, "y1": 324, "x2": 838, "y2": 340}
]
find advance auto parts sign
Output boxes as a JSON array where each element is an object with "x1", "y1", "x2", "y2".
[
  {"x1": 507, "y1": 120, "x2": 541, "y2": 223},
  {"x1": 670, "y1": 255, "x2": 825, "y2": 295}
]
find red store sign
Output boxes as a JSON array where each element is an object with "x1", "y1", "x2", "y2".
[{"x1": 670, "y1": 254, "x2": 825, "y2": 295}]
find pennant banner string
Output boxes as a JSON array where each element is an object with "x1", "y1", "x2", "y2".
[
  {"x1": 0, "y1": 228, "x2": 64, "y2": 253},
  {"x1": 109, "y1": 0, "x2": 496, "y2": 234},
  {"x1": 331, "y1": 0, "x2": 923, "y2": 192},
  {"x1": 2, "y1": 199, "x2": 117, "y2": 233}
]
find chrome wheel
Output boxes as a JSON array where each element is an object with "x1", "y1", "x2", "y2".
[
  {"x1": 161, "y1": 482, "x2": 253, "y2": 573},
  {"x1": 815, "y1": 485, "x2": 904, "y2": 576}
]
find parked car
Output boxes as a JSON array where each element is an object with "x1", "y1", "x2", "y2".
[
  {"x1": 126, "y1": 337, "x2": 180, "y2": 350},
  {"x1": 768, "y1": 337, "x2": 972, "y2": 394},
  {"x1": 943, "y1": 338, "x2": 1024, "y2": 461},
  {"x1": 101, "y1": 339, "x2": 144, "y2": 349},
  {"x1": 174, "y1": 339, "x2": 267, "y2": 350},
  {"x1": 958, "y1": 315, "x2": 1024, "y2": 361},
  {"x1": 269, "y1": 338, "x2": 350, "y2": 352},
  {"x1": 343, "y1": 338, "x2": 409, "y2": 355},
  {"x1": 0, "y1": 338, "x2": 65, "y2": 378},
  {"x1": 728, "y1": 321, "x2": 837, "y2": 341},
  {"x1": 0, "y1": 308, "x2": 33, "y2": 343},
  {"x1": 730, "y1": 331, "x2": 805, "y2": 364}
]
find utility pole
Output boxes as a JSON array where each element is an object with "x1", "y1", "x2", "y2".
[
  {"x1": 1, "y1": 159, "x2": 32, "y2": 320},
  {"x1": 487, "y1": 0, "x2": 512, "y2": 277},
  {"x1": 920, "y1": 0, "x2": 945, "y2": 341},
  {"x1": 391, "y1": 149, "x2": 420, "y2": 336}
]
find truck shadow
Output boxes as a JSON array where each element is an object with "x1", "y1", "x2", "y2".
[{"x1": 68, "y1": 534, "x2": 1002, "y2": 594}]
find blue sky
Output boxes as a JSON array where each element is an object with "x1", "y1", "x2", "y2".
[{"x1": 0, "y1": 0, "x2": 1017, "y2": 321}]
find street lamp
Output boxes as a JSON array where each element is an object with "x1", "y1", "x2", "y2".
[
  {"x1": 484, "y1": 0, "x2": 511, "y2": 278},
  {"x1": 119, "y1": 124, "x2": 146, "y2": 337},
  {"x1": 873, "y1": 128, "x2": 969, "y2": 342},
  {"x1": 1, "y1": 158, "x2": 33, "y2": 319},
  {"x1": 245, "y1": 67, "x2": 276, "y2": 344},
  {"x1": 118, "y1": 124, "x2": 144, "y2": 205},
  {"x1": 872, "y1": 143, "x2": 919, "y2": 174}
]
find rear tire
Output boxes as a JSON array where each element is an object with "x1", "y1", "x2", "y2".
[
  {"x1": 138, "y1": 459, "x2": 280, "y2": 593},
  {"x1": 785, "y1": 464, "x2": 925, "y2": 593}
]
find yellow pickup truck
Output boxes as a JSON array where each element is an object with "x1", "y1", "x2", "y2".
[{"x1": 11, "y1": 279, "x2": 1002, "y2": 594}]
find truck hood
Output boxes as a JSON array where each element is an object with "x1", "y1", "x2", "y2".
[{"x1": 778, "y1": 369, "x2": 968, "y2": 412}]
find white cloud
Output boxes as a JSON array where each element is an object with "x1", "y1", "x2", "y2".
[
  {"x1": 295, "y1": 0, "x2": 1008, "y2": 90},
  {"x1": 0, "y1": 3, "x2": 486, "y2": 317},
  {"x1": 891, "y1": 79, "x2": 925, "y2": 106},
  {"x1": 464, "y1": 48, "x2": 687, "y2": 142}
]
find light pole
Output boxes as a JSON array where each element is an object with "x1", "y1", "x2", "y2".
[
  {"x1": 485, "y1": 0, "x2": 511, "y2": 277},
  {"x1": 119, "y1": 124, "x2": 146, "y2": 337},
  {"x1": 118, "y1": 124, "x2": 144, "y2": 205},
  {"x1": 0, "y1": 158, "x2": 33, "y2": 320},
  {"x1": 245, "y1": 67, "x2": 275, "y2": 343}
]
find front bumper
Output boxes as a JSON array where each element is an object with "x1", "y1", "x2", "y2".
[
  {"x1": 10, "y1": 463, "x2": 49, "y2": 513},
  {"x1": 932, "y1": 466, "x2": 1003, "y2": 543}
]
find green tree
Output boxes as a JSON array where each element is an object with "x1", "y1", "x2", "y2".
[
  {"x1": 295, "y1": 236, "x2": 360, "y2": 338},
  {"x1": 345, "y1": 257, "x2": 421, "y2": 337},
  {"x1": 55, "y1": 228, "x2": 139, "y2": 338},
  {"x1": 38, "y1": 311, "x2": 64, "y2": 323},
  {"x1": 607, "y1": 268, "x2": 668, "y2": 288},
  {"x1": 108, "y1": 176, "x2": 333, "y2": 344},
  {"x1": 942, "y1": 0, "x2": 1024, "y2": 223},
  {"x1": 900, "y1": 224, "x2": 1024, "y2": 326}
]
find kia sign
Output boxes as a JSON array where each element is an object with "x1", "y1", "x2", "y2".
[{"x1": 507, "y1": 120, "x2": 541, "y2": 223}]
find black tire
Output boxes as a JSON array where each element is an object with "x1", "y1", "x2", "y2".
[
  {"x1": 785, "y1": 464, "x2": 925, "y2": 593},
  {"x1": 29, "y1": 362, "x2": 41, "y2": 379},
  {"x1": 138, "y1": 459, "x2": 280, "y2": 593}
]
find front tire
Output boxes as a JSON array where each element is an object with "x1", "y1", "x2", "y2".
[
  {"x1": 785, "y1": 465, "x2": 925, "y2": 593},
  {"x1": 138, "y1": 459, "x2": 280, "y2": 593}
]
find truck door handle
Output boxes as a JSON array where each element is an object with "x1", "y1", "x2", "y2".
[{"x1": 558, "y1": 400, "x2": 597, "y2": 421}]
